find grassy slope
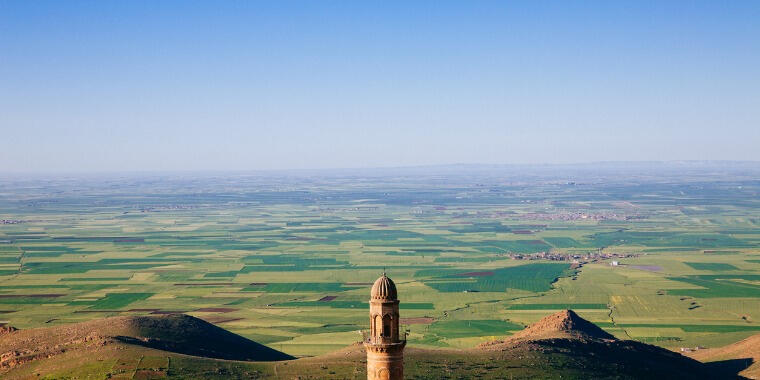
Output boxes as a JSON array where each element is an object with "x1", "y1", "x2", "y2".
[
  {"x1": 0, "y1": 311, "x2": 745, "y2": 380},
  {"x1": 2, "y1": 339, "x2": 736, "y2": 380},
  {"x1": 0, "y1": 314, "x2": 293, "y2": 363},
  {"x1": 686, "y1": 333, "x2": 760, "y2": 379}
]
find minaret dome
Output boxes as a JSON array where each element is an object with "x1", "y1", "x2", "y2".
[{"x1": 370, "y1": 273, "x2": 397, "y2": 300}]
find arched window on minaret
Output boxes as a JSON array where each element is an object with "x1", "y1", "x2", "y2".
[
  {"x1": 382, "y1": 314, "x2": 391, "y2": 338},
  {"x1": 375, "y1": 314, "x2": 383, "y2": 338}
]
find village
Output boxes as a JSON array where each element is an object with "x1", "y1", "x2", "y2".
[
  {"x1": 506, "y1": 249, "x2": 640, "y2": 265},
  {"x1": 0, "y1": 219, "x2": 25, "y2": 225}
]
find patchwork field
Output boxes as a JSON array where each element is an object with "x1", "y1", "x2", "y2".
[{"x1": 0, "y1": 168, "x2": 758, "y2": 356}]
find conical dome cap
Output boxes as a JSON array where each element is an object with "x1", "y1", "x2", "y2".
[{"x1": 371, "y1": 273, "x2": 397, "y2": 300}]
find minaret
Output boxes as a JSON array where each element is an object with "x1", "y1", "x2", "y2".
[{"x1": 364, "y1": 273, "x2": 406, "y2": 380}]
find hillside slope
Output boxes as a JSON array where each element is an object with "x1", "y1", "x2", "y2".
[
  {"x1": 277, "y1": 310, "x2": 740, "y2": 379},
  {"x1": 686, "y1": 333, "x2": 760, "y2": 379},
  {"x1": 0, "y1": 311, "x2": 749, "y2": 379},
  {"x1": 474, "y1": 309, "x2": 728, "y2": 379},
  {"x1": 0, "y1": 314, "x2": 293, "y2": 369},
  {"x1": 490, "y1": 309, "x2": 615, "y2": 342}
]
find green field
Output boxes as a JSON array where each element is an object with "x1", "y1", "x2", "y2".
[
  {"x1": 684, "y1": 262, "x2": 740, "y2": 271},
  {"x1": 0, "y1": 170, "x2": 759, "y2": 356}
]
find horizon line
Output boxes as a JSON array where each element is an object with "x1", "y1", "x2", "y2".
[{"x1": 2, "y1": 160, "x2": 759, "y2": 177}]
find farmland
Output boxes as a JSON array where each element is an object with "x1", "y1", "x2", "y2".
[{"x1": 0, "y1": 164, "x2": 759, "y2": 356}]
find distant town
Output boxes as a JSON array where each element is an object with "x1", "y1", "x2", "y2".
[
  {"x1": 506, "y1": 250, "x2": 640, "y2": 265},
  {"x1": 0, "y1": 219, "x2": 25, "y2": 225}
]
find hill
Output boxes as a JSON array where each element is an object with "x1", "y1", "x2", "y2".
[
  {"x1": 0, "y1": 314, "x2": 293, "y2": 369},
  {"x1": 277, "y1": 310, "x2": 741, "y2": 379},
  {"x1": 686, "y1": 333, "x2": 760, "y2": 379},
  {"x1": 473, "y1": 310, "x2": 724, "y2": 379},
  {"x1": 488, "y1": 309, "x2": 615, "y2": 342},
  {"x1": 0, "y1": 311, "x2": 748, "y2": 379}
]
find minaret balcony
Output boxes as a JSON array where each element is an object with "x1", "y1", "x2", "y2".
[{"x1": 360, "y1": 330, "x2": 408, "y2": 346}]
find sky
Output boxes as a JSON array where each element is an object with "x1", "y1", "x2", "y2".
[{"x1": 1, "y1": 1, "x2": 759, "y2": 172}]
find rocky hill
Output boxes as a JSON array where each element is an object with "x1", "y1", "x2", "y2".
[
  {"x1": 475, "y1": 310, "x2": 725, "y2": 379},
  {"x1": 484, "y1": 309, "x2": 615, "y2": 342}
]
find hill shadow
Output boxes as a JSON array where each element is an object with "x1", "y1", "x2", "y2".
[
  {"x1": 703, "y1": 358, "x2": 753, "y2": 379},
  {"x1": 111, "y1": 314, "x2": 294, "y2": 361}
]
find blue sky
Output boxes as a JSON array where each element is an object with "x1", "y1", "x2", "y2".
[{"x1": 1, "y1": 1, "x2": 759, "y2": 172}]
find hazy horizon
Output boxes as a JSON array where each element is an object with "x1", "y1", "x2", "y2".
[
  {"x1": 2, "y1": 160, "x2": 759, "y2": 178},
  {"x1": 2, "y1": 1, "x2": 759, "y2": 172}
]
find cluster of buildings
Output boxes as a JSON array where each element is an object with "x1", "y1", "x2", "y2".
[
  {"x1": 514, "y1": 211, "x2": 641, "y2": 222},
  {"x1": 135, "y1": 205, "x2": 197, "y2": 212},
  {"x1": 315, "y1": 206, "x2": 379, "y2": 212},
  {"x1": 459, "y1": 210, "x2": 648, "y2": 222},
  {"x1": 0, "y1": 219, "x2": 24, "y2": 225},
  {"x1": 507, "y1": 250, "x2": 639, "y2": 264}
]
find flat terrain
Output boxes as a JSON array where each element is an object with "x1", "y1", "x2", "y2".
[{"x1": 1, "y1": 164, "x2": 759, "y2": 356}]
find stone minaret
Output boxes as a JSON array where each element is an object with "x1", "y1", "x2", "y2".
[{"x1": 364, "y1": 273, "x2": 405, "y2": 380}]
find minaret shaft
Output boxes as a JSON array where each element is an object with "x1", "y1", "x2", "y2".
[{"x1": 364, "y1": 274, "x2": 405, "y2": 380}]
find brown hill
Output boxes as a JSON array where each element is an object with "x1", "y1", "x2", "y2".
[
  {"x1": 501, "y1": 309, "x2": 615, "y2": 342},
  {"x1": 478, "y1": 310, "x2": 738, "y2": 379},
  {"x1": 0, "y1": 313, "x2": 292, "y2": 370},
  {"x1": 686, "y1": 333, "x2": 760, "y2": 379}
]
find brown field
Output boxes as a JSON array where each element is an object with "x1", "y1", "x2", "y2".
[{"x1": 401, "y1": 317, "x2": 435, "y2": 325}]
